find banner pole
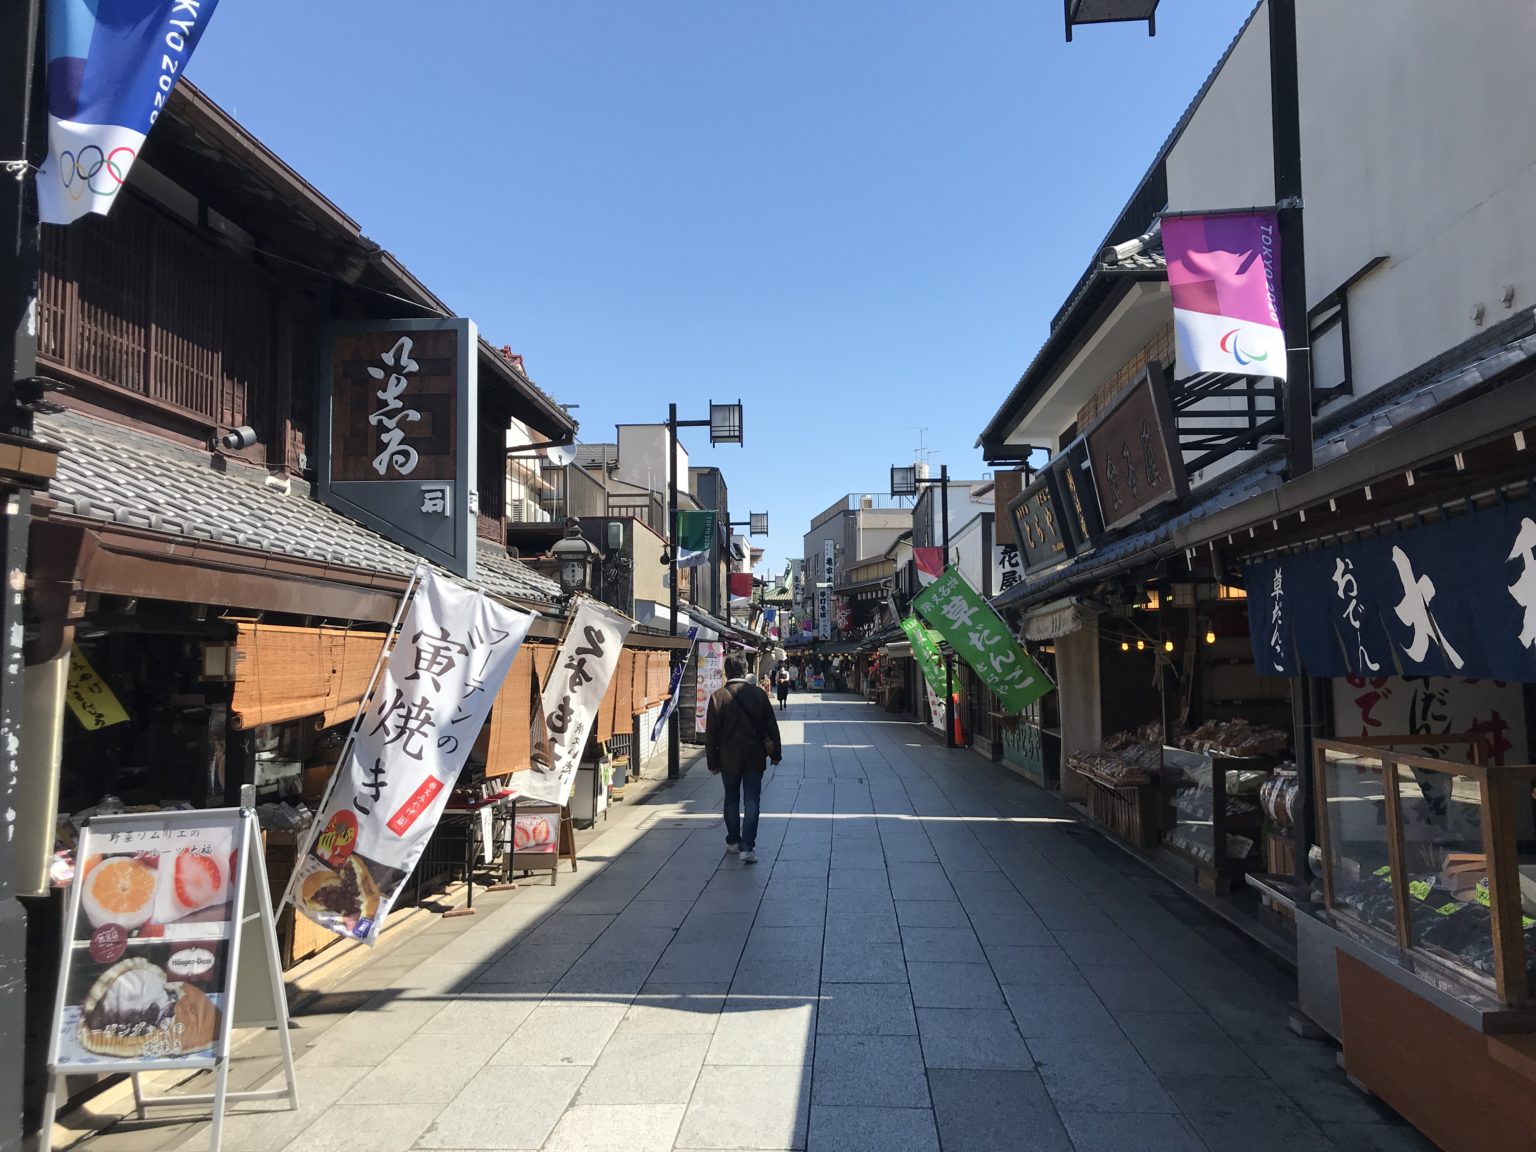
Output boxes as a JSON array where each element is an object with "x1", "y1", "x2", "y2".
[{"x1": 279, "y1": 564, "x2": 428, "y2": 914}]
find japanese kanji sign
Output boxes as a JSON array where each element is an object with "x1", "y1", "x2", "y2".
[
  {"x1": 900, "y1": 615, "x2": 947, "y2": 696},
  {"x1": 1083, "y1": 363, "x2": 1188, "y2": 534},
  {"x1": 523, "y1": 598, "x2": 635, "y2": 807},
  {"x1": 1244, "y1": 497, "x2": 1536, "y2": 681},
  {"x1": 66, "y1": 648, "x2": 129, "y2": 730},
  {"x1": 912, "y1": 567, "x2": 1053, "y2": 713},
  {"x1": 288, "y1": 569, "x2": 534, "y2": 943},
  {"x1": 320, "y1": 318, "x2": 479, "y2": 578}
]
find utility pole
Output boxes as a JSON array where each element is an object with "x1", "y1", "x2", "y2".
[
  {"x1": 0, "y1": 3, "x2": 43, "y2": 1148},
  {"x1": 938, "y1": 464, "x2": 955, "y2": 750},
  {"x1": 1270, "y1": 0, "x2": 1311, "y2": 479},
  {"x1": 667, "y1": 403, "x2": 681, "y2": 780},
  {"x1": 1268, "y1": 0, "x2": 1319, "y2": 905}
]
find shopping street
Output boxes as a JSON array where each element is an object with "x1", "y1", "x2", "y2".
[{"x1": 56, "y1": 694, "x2": 1431, "y2": 1152}]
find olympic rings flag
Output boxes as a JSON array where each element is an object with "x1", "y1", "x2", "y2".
[{"x1": 37, "y1": 0, "x2": 220, "y2": 226}]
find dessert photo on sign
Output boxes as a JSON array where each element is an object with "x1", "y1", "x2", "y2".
[{"x1": 56, "y1": 938, "x2": 228, "y2": 1065}]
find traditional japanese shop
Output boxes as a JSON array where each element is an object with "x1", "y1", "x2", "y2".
[{"x1": 1178, "y1": 362, "x2": 1536, "y2": 1151}]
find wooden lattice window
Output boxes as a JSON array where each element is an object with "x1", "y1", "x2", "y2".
[{"x1": 37, "y1": 191, "x2": 280, "y2": 440}]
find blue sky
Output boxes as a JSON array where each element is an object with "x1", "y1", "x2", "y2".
[{"x1": 187, "y1": 1, "x2": 1251, "y2": 576}]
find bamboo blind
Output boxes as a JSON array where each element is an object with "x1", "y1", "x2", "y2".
[
  {"x1": 646, "y1": 650, "x2": 671, "y2": 705},
  {"x1": 483, "y1": 643, "x2": 557, "y2": 779},
  {"x1": 230, "y1": 624, "x2": 387, "y2": 731}
]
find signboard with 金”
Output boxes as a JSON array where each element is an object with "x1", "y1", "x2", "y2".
[
  {"x1": 1084, "y1": 361, "x2": 1188, "y2": 533},
  {"x1": 319, "y1": 317, "x2": 479, "y2": 578},
  {"x1": 66, "y1": 649, "x2": 128, "y2": 730}
]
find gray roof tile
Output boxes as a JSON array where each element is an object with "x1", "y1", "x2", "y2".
[{"x1": 37, "y1": 409, "x2": 561, "y2": 607}]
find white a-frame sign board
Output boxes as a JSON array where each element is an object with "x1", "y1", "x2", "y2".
[{"x1": 42, "y1": 807, "x2": 298, "y2": 1151}]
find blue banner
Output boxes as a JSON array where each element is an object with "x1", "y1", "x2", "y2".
[
  {"x1": 1246, "y1": 497, "x2": 1536, "y2": 681},
  {"x1": 39, "y1": 0, "x2": 220, "y2": 224},
  {"x1": 650, "y1": 626, "x2": 699, "y2": 742}
]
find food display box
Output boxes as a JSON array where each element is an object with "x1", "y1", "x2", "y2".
[
  {"x1": 1314, "y1": 738, "x2": 1536, "y2": 1012},
  {"x1": 1306, "y1": 736, "x2": 1536, "y2": 1151},
  {"x1": 1161, "y1": 746, "x2": 1275, "y2": 893}
]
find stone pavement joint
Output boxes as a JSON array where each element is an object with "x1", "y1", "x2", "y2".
[{"x1": 63, "y1": 694, "x2": 1435, "y2": 1152}]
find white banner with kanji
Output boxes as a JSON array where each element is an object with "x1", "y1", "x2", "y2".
[
  {"x1": 521, "y1": 598, "x2": 635, "y2": 807},
  {"x1": 288, "y1": 569, "x2": 534, "y2": 943}
]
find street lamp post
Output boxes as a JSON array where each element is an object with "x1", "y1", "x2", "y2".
[
  {"x1": 891, "y1": 462, "x2": 956, "y2": 750},
  {"x1": 666, "y1": 401, "x2": 743, "y2": 779}
]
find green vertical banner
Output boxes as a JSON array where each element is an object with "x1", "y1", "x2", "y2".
[
  {"x1": 912, "y1": 566, "x2": 1053, "y2": 713},
  {"x1": 900, "y1": 615, "x2": 947, "y2": 695}
]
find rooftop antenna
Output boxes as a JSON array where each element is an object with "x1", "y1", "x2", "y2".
[{"x1": 912, "y1": 427, "x2": 936, "y2": 467}]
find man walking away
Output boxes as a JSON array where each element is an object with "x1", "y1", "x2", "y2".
[
  {"x1": 706, "y1": 654, "x2": 782, "y2": 864},
  {"x1": 775, "y1": 665, "x2": 791, "y2": 711}
]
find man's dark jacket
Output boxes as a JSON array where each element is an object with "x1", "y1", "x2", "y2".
[{"x1": 705, "y1": 678, "x2": 783, "y2": 775}]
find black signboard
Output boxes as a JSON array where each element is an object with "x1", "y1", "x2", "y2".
[
  {"x1": 1009, "y1": 473, "x2": 1067, "y2": 575},
  {"x1": 1051, "y1": 441, "x2": 1103, "y2": 558}
]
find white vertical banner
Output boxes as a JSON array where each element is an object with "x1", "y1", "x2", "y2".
[
  {"x1": 288, "y1": 570, "x2": 535, "y2": 943},
  {"x1": 694, "y1": 643, "x2": 726, "y2": 734},
  {"x1": 522, "y1": 598, "x2": 635, "y2": 807},
  {"x1": 817, "y1": 583, "x2": 832, "y2": 641}
]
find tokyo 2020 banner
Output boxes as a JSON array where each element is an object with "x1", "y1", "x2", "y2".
[
  {"x1": 1163, "y1": 210, "x2": 1286, "y2": 380},
  {"x1": 38, "y1": 0, "x2": 221, "y2": 225}
]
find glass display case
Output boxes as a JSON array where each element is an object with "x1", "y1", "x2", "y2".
[
  {"x1": 1162, "y1": 746, "x2": 1272, "y2": 889},
  {"x1": 1315, "y1": 738, "x2": 1536, "y2": 1010}
]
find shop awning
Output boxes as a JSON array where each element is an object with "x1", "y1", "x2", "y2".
[
  {"x1": 634, "y1": 600, "x2": 720, "y2": 641},
  {"x1": 883, "y1": 642, "x2": 913, "y2": 657},
  {"x1": 1021, "y1": 597, "x2": 1099, "y2": 641}
]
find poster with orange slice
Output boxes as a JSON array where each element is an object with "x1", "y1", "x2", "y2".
[{"x1": 53, "y1": 812, "x2": 244, "y2": 1071}]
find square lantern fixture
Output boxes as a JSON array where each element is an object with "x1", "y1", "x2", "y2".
[
  {"x1": 1064, "y1": 0, "x2": 1158, "y2": 41},
  {"x1": 551, "y1": 517, "x2": 601, "y2": 594},
  {"x1": 709, "y1": 401, "x2": 744, "y2": 446},
  {"x1": 749, "y1": 511, "x2": 770, "y2": 536},
  {"x1": 890, "y1": 465, "x2": 918, "y2": 498}
]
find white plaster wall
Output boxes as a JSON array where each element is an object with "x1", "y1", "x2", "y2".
[
  {"x1": 1166, "y1": 0, "x2": 1536, "y2": 411},
  {"x1": 616, "y1": 425, "x2": 689, "y2": 496},
  {"x1": 952, "y1": 515, "x2": 989, "y2": 595}
]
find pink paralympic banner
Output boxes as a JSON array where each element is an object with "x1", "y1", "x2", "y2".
[{"x1": 1163, "y1": 211, "x2": 1286, "y2": 380}]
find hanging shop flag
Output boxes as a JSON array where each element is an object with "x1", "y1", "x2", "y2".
[
  {"x1": 913, "y1": 566, "x2": 1054, "y2": 713},
  {"x1": 1163, "y1": 210, "x2": 1286, "y2": 380},
  {"x1": 693, "y1": 641, "x2": 726, "y2": 735},
  {"x1": 38, "y1": 0, "x2": 221, "y2": 225},
  {"x1": 65, "y1": 648, "x2": 129, "y2": 730},
  {"x1": 728, "y1": 572, "x2": 756, "y2": 600},
  {"x1": 914, "y1": 547, "x2": 946, "y2": 586},
  {"x1": 287, "y1": 569, "x2": 534, "y2": 943},
  {"x1": 674, "y1": 511, "x2": 716, "y2": 568},
  {"x1": 1244, "y1": 496, "x2": 1536, "y2": 682},
  {"x1": 654, "y1": 625, "x2": 700, "y2": 741},
  {"x1": 900, "y1": 615, "x2": 947, "y2": 696},
  {"x1": 524, "y1": 598, "x2": 635, "y2": 806}
]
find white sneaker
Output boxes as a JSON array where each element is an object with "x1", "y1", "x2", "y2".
[
  {"x1": 725, "y1": 843, "x2": 741, "y2": 854},
  {"x1": 741, "y1": 849, "x2": 758, "y2": 864}
]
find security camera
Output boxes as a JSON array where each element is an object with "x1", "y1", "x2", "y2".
[{"x1": 214, "y1": 426, "x2": 259, "y2": 451}]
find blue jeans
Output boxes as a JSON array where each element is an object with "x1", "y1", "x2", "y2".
[{"x1": 722, "y1": 770, "x2": 762, "y2": 850}]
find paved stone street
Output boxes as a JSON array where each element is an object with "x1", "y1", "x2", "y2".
[{"x1": 72, "y1": 694, "x2": 1434, "y2": 1152}]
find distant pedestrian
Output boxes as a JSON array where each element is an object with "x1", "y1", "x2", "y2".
[
  {"x1": 705, "y1": 654, "x2": 782, "y2": 864},
  {"x1": 775, "y1": 666, "x2": 791, "y2": 710}
]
